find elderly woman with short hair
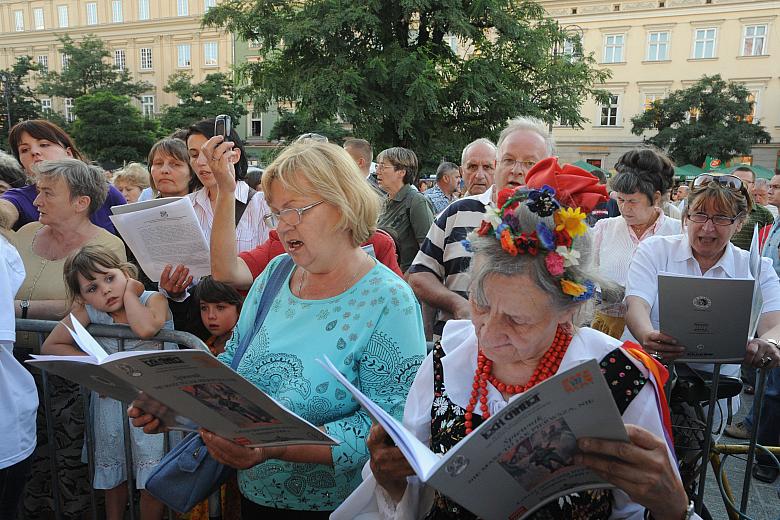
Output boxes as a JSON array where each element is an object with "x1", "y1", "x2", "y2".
[
  {"x1": 376, "y1": 147, "x2": 434, "y2": 272},
  {"x1": 10, "y1": 157, "x2": 126, "y2": 519},
  {"x1": 338, "y1": 161, "x2": 694, "y2": 520},
  {"x1": 131, "y1": 141, "x2": 427, "y2": 517},
  {"x1": 591, "y1": 148, "x2": 681, "y2": 339},
  {"x1": 112, "y1": 162, "x2": 151, "y2": 203}
]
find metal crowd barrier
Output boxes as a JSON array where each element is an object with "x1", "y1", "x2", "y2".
[{"x1": 14, "y1": 319, "x2": 212, "y2": 520}]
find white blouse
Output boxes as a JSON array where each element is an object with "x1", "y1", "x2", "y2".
[{"x1": 333, "y1": 321, "x2": 678, "y2": 520}]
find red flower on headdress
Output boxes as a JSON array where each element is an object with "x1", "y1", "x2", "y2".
[
  {"x1": 517, "y1": 232, "x2": 539, "y2": 255},
  {"x1": 477, "y1": 220, "x2": 493, "y2": 236},
  {"x1": 555, "y1": 229, "x2": 572, "y2": 247},
  {"x1": 496, "y1": 188, "x2": 515, "y2": 210}
]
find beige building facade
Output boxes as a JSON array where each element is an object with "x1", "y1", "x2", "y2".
[
  {"x1": 540, "y1": 0, "x2": 780, "y2": 172},
  {"x1": 0, "y1": 0, "x2": 233, "y2": 120}
]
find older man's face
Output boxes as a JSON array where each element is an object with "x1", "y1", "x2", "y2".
[
  {"x1": 461, "y1": 142, "x2": 496, "y2": 195},
  {"x1": 494, "y1": 130, "x2": 549, "y2": 192}
]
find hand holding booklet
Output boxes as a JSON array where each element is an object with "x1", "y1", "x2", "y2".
[
  {"x1": 109, "y1": 197, "x2": 210, "y2": 282},
  {"x1": 26, "y1": 317, "x2": 336, "y2": 448},
  {"x1": 320, "y1": 356, "x2": 628, "y2": 520}
]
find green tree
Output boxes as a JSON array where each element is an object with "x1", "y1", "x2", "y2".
[
  {"x1": 203, "y1": 0, "x2": 610, "y2": 164},
  {"x1": 268, "y1": 108, "x2": 348, "y2": 143},
  {"x1": 0, "y1": 56, "x2": 41, "y2": 146},
  {"x1": 70, "y1": 92, "x2": 158, "y2": 163},
  {"x1": 38, "y1": 34, "x2": 152, "y2": 99},
  {"x1": 631, "y1": 75, "x2": 771, "y2": 167},
  {"x1": 159, "y1": 72, "x2": 248, "y2": 133}
]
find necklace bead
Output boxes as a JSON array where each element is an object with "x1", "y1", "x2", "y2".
[{"x1": 464, "y1": 325, "x2": 572, "y2": 435}]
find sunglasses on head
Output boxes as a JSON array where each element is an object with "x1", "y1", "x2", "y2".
[{"x1": 693, "y1": 173, "x2": 744, "y2": 191}]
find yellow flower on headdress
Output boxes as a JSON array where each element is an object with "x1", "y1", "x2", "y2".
[
  {"x1": 554, "y1": 207, "x2": 587, "y2": 238},
  {"x1": 560, "y1": 279, "x2": 587, "y2": 297}
]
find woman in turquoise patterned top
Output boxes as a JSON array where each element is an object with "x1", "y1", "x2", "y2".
[{"x1": 132, "y1": 141, "x2": 427, "y2": 517}]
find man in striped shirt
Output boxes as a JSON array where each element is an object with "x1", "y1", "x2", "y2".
[{"x1": 407, "y1": 116, "x2": 554, "y2": 338}]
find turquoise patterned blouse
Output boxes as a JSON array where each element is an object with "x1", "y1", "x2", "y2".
[{"x1": 218, "y1": 254, "x2": 427, "y2": 511}]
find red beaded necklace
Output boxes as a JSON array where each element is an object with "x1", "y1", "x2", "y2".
[{"x1": 464, "y1": 325, "x2": 572, "y2": 434}]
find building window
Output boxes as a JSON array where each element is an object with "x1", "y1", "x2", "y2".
[
  {"x1": 647, "y1": 31, "x2": 669, "y2": 61},
  {"x1": 693, "y1": 28, "x2": 717, "y2": 59},
  {"x1": 140, "y1": 48, "x2": 153, "y2": 70},
  {"x1": 58, "y1": 5, "x2": 69, "y2": 28},
  {"x1": 14, "y1": 11, "x2": 24, "y2": 32},
  {"x1": 177, "y1": 44, "x2": 191, "y2": 67},
  {"x1": 112, "y1": 0, "x2": 123, "y2": 23},
  {"x1": 65, "y1": 98, "x2": 75, "y2": 122},
  {"x1": 138, "y1": 0, "x2": 150, "y2": 20},
  {"x1": 33, "y1": 8, "x2": 45, "y2": 30},
  {"x1": 61, "y1": 53, "x2": 70, "y2": 71},
  {"x1": 177, "y1": 0, "x2": 189, "y2": 16},
  {"x1": 37, "y1": 55, "x2": 49, "y2": 72},
  {"x1": 204, "y1": 0, "x2": 217, "y2": 11},
  {"x1": 248, "y1": 39, "x2": 261, "y2": 49},
  {"x1": 599, "y1": 95, "x2": 620, "y2": 126},
  {"x1": 603, "y1": 34, "x2": 625, "y2": 63},
  {"x1": 642, "y1": 93, "x2": 663, "y2": 112},
  {"x1": 250, "y1": 111, "x2": 263, "y2": 137},
  {"x1": 203, "y1": 42, "x2": 218, "y2": 65},
  {"x1": 86, "y1": 2, "x2": 98, "y2": 25},
  {"x1": 114, "y1": 49, "x2": 126, "y2": 70},
  {"x1": 41, "y1": 99, "x2": 52, "y2": 114},
  {"x1": 141, "y1": 95, "x2": 155, "y2": 117},
  {"x1": 745, "y1": 90, "x2": 760, "y2": 123},
  {"x1": 742, "y1": 25, "x2": 767, "y2": 56}
]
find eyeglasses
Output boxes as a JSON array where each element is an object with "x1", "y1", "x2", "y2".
[
  {"x1": 375, "y1": 162, "x2": 397, "y2": 172},
  {"x1": 687, "y1": 212, "x2": 743, "y2": 226},
  {"x1": 693, "y1": 173, "x2": 744, "y2": 191},
  {"x1": 499, "y1": 158, "x2": 537, "y2": 172},
  {"x1": 263, "y1": 200, "x2": 324, "y2": 228}
]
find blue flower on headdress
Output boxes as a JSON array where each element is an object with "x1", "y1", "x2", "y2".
[
  {"x1": 495, "y1": 222, "x2": 509, "y2": 240},
  {"x1": 572, "y1": 279, "x2": 596, "y2": 302},
  {"x1": 527, "y1": 185, "x2": 560, "y2": 217},
  {"x1": 461, "y1": 239, "x2": 473, "y2": 252},
  {"x1": 536, "y1": 222, "x2": 556, "y2": 250}
]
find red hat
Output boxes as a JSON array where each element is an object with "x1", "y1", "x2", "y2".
[{"x1": 524, "y1": 157, "x2": 608, "y2": 213}]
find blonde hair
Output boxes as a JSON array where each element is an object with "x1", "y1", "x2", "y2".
[
  {"x1": 63, "y1": 245, "x2": 138, "y2": 306},
  {"x1": 261, "y1": 142, "x2": 380, "y2": 246},
  {"x1": 113, "y1": 163, "x2": 151, "y2": 190}
]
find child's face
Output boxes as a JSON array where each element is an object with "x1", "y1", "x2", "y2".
[
  {"x1": 199, "y1": 302, "x2": 239, "y2": 337},
  {"x1": 77, "y1": 268, "x2": 129, "y2": 312}
]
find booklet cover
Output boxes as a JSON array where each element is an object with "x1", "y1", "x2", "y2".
[
  {"x1": 321, "y1": 356, "x2": 628, "y2": 520},
  {"x1": 109, "y1": 197, "x2": 210, "y2": 282},
  {"x1": 658, "y1": 273, "x2": 755, "y2": 363},
  {"x1": 27, "y1": 317, "x2": 336, "y2": 448}
]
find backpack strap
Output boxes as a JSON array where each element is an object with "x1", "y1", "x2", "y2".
[{"x1": 234, "y1": 187, "x2": 258, "y2": 226}]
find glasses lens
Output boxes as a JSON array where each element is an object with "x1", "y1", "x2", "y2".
[
  {"x1": 693, "y1": 174, "x2": 714, "y2": 187},
  {"x1": 712, "y1": 215, "x2": 735, "y2": 226},
  {"x1": 278, "y1": 208, "x2": 301, "y2": 227},
  {"x1": 688, "y1": 213, "x2": 708, "y2": 223}
]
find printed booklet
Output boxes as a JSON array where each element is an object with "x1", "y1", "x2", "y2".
[
  {"x1": 26, "y1": 316, "x2": 336, "y2": 448},
  {"x1": 321, "y1": 356, "x2": 628, "y2": 520}
]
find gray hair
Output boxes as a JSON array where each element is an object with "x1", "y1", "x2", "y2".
[
  {"x1": 754, "y1": 178, "x2": 769, "y2": 191},
  {"x1": 467, "y1": 203, "x2": 610, "y2": 326},
  {"x1": 461, "y1": 138, "x2": 497, "y2": 166},
  {"x1": 496, "y1": 116, "x2": 555, "y2": 158},
  {"x1": 32, "y1": 158, "x2": 108, "y2": 216}
]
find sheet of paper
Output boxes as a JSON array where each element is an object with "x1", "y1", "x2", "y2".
[
  {"x1": 748, "y1": 224, "x2": 763, "y2": 339},
  {"x1": 68, "y1": 314, "x2": 109, "y2": 362},
  {"x1": 109, "y1": 197, "x2": 210, "y2": 282}
]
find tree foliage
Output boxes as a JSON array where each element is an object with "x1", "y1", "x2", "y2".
[
  {"x1": 0, "y1": 56, "x2": 41, "y2": 147},
  {"x1": 38, "y1": 34, "x2": 152, "y2": 99},
  {"x1": 268, "y1": 109, "x2": 349, "y2": 142},
  {"x1": 631, "y1": 75, "x2": 771, "y2": 167},
  {"x1": 70, "y1": 92, "x2": 158, "y2": 164},
  {"x1": 203, "y1": 0, "x2": 610, "y2": 163},
  {"x1": 159, "y1": 72, "x2": 248, "y2": 133}
]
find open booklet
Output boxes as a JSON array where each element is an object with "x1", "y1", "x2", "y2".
[
  {"x1": 659, "y1": 224, "x2": 763, "y2": 363},
  {"x1": 110, "y1": 197, "x2": 210, "y2": 282},
  {"x1": 320, "y1": 356, "x2": 628, "y2": 520},
  {"x1": 26, "y1": 316, "x2": 337, "y2": 448}
]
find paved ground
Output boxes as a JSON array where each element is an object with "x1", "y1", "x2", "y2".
[{"x1": 701, "y1": 391, "x2": 779, "y2": 520}]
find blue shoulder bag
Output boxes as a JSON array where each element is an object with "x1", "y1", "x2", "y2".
[{"x1": 145, "y1": 256, "x2": 295, "y2": 513}]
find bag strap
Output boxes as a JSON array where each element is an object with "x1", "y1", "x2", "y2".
[
  {"x1": 229, "y1": 255, "x2": 294, "y2": 369},
  {"x1": 234, "y1": 187, "x2": 257, "y2": 226}
]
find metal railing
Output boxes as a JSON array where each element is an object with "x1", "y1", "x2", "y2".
[{"x1": 15, "y1": 319, "x2": 211, "y2": 520}]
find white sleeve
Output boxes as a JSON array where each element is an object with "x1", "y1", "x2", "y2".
[
  {"x1": 331, "y1": 352, "x2": 437, "y2": 520},
  {"x1": 758, "y1": 256, "x2": 780, "y2": 313},
  {"x1": 624, "y1": 239, "x2": 659, "y2": 306}
]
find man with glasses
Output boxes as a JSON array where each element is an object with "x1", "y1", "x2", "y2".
[
  {"x1": 408, "y1": 117, "x2": 553, "y2": 339},
  {"x1": 729, "y1": 166, "x2": 774, "y2": 251},
  {"x1": 724, "y1": 171, "x2": 780, "y2": 483}
]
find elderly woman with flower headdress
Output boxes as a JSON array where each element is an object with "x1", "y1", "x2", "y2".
[{"x1": 333, "y1": 159, "x2": 696, "y2": 520}]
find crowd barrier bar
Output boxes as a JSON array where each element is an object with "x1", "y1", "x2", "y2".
[{"x1": 15, "y1": 319, "x2": 211, "y2": 520}]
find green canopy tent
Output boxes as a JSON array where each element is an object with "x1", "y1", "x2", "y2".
[
  {"x1": 714, "y1": 164, "x2": 775, "y2": 180},
  {"x1": 571, "y1": 160, "x2": 608, "y2": 179},
  {"x1": 674, "y1": 164, "x2": 702, "y2": 181}
]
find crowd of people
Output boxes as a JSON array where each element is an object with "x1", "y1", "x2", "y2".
[{"x1": 1, "y1": 115, "x2": 779, "y2": 520}]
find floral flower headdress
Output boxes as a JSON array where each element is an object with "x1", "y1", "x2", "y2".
[{"x1": 465, "y1": 185, "x2": 595, "y2": 302}]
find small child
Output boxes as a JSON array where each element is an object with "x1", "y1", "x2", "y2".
[
  {"x1": 194, "y1": 276, "x2": 243, "y2": 356},
  {"x1": 42, "y1": 245, "x2": 174, "y2": 520}
]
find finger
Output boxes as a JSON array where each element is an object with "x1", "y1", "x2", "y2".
[
  {"x1": 624, "y1": 424, "x2": 666, "y2": 451},
  {"x1": 655, "y1": 332, "x2": 678, "y2": 344},
  {"x1": 160, "y1": 265, "x2": 172, "y2": 283},
  {"x1": 575, "y1": 452, "x2": 647, "y2": 485}
]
